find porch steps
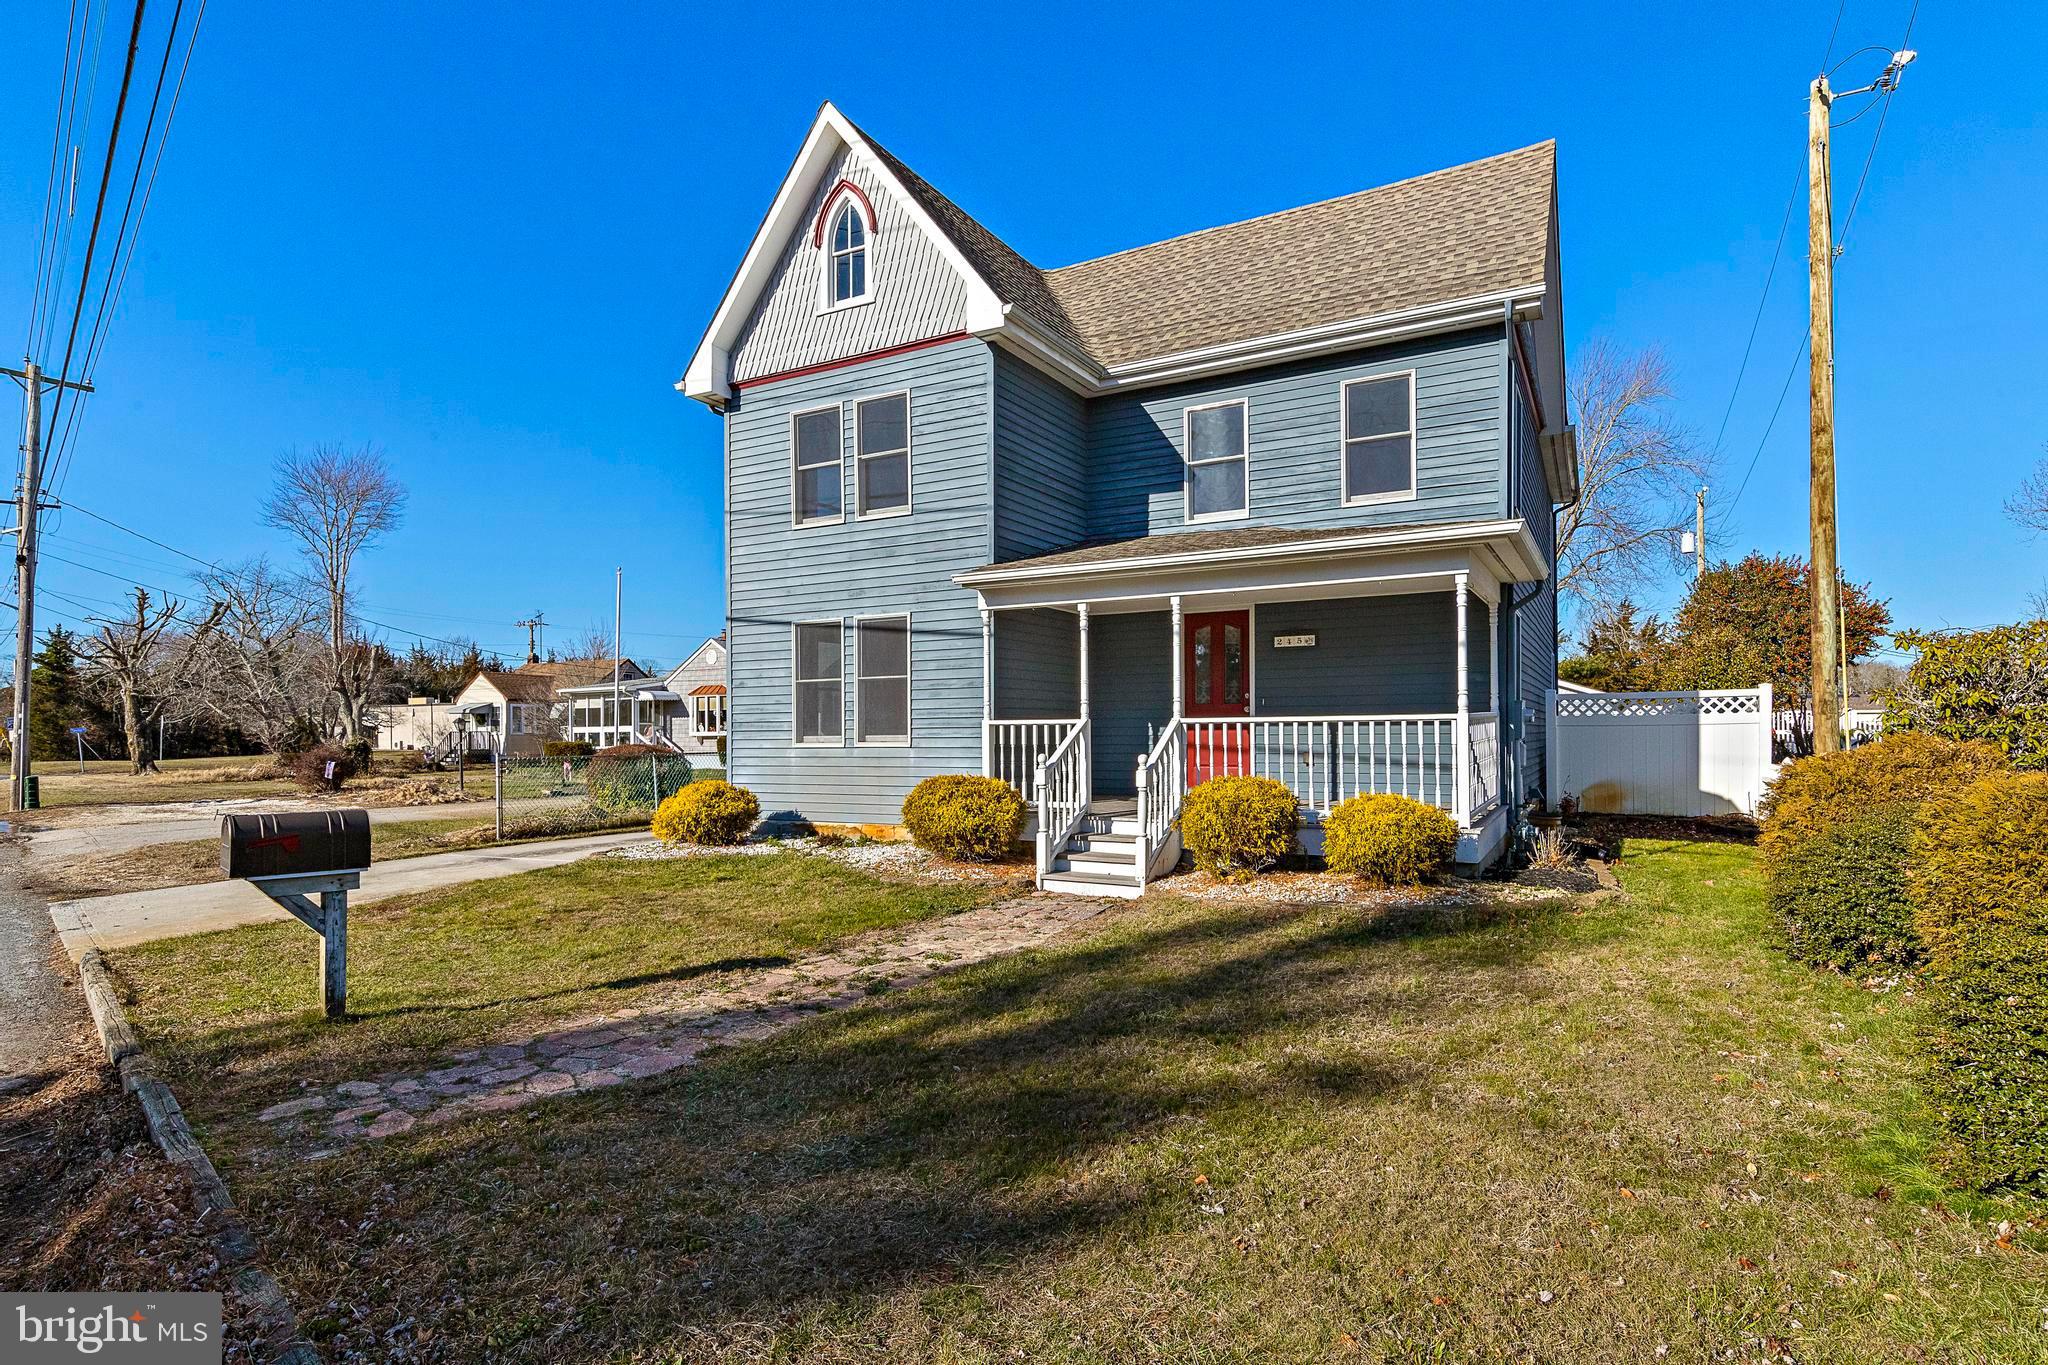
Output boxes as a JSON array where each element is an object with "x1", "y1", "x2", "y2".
[{"x1": 1041, "y1": 814, "x2": 1146, "y2": 899}]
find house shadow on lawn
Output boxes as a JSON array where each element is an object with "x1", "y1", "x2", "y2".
[{"x1": 234, "y1": 893, "x2": 1580, "y2": 1360}]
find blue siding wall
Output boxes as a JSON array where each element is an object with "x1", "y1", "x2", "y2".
[
  {"x1": 992, "y1": 352, "x2": 1090, "y2": 559},
  {"x1": 1509, "y1": 358, "x2": 1557, "y2": 803},
  {"x1": 725, "y1": 336, "x2": 993, "y2": 826},
  {"x1": 994, "y1": 608, "x2": 1078, "y2": 718},
  {"x1": 1087, "y1": 612, "x2": 1172, "y2": 797},
  {"x1": 1085, "y1": 329, "x2": 1504, "y2": 543},
  {"x1": 1253, "y1": 594, "x2": 1489, "y2": 715}
]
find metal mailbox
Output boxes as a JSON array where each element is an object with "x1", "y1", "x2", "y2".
[{"x1": 220, "y1": 809, "x2": 371, "y2": 880}]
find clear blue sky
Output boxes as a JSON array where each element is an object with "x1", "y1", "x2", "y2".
[{"x1": 2, "y1": 2, "x2": 2043, "y2": 671}]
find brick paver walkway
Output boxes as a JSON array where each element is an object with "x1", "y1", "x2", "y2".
[{"x1": 256, "y1": 894, "x2": 1109, "y2": 1155}]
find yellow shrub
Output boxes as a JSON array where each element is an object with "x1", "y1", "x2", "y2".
[
  {"x1": 1759, "y1": 731, "x2": 2005, "y2": 868},
  {"x1": 651, "y1": 780, "x2": 760, "y2": 846},
  {"x1": 1908, "y1": 772, "x2": 2048, "y2": 1192},
  {"x1": 1322, "y1": 793, "x2": 1458, "y2": 885},
  {"x1": 901, "y1": 774, "x2": 1025, "y2": 861},
  {"x1": 1178, "y1": 776, "x2": 1299, "y2": 881}
]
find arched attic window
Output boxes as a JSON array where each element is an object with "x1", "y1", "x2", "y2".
[{"x1": 818, "y1": 184, "x2": 875, "y2": 308}]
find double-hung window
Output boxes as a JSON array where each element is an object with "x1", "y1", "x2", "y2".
[
  {"x1": 794, "y1": 622, "x2": 843, "y2": 743},
  {"x1": 855, "y1": 616, "x2": 910, "y2": 744},
  {"x1": 792, "y1": 405, "x2": 842, "y2": 525},
  {"x1": 1184, "y1": 399, "x2": 1248, "y2": 522},
  {"x1": 1341, "y1": 372, "x2": 1416, "y2": 504},
  {"x1": 827, "y1": 201, "x2": 869, "y2": 306},
  {"x1": 855, "y1": 393, "x2": 910, "y2": 516}
]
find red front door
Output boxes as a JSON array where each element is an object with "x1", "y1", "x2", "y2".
[{"x1": 1183, "y1": 609, "x2": 1251, "y2": 786}]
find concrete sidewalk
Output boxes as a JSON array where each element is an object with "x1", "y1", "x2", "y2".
[
  {"x1": 24, "y1": 799, "x2": 502, "y2": 864},
  {"x1": 50, "y1": 830, "x2": 653, "y2": 957}
]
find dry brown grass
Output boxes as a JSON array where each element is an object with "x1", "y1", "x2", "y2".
[{"x1": 114, "y1": 838, "x2": 2048, "y2": 1362}]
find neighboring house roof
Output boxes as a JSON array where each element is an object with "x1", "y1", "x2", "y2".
[
  {"x1": 687, "y1": 683, "x2": 727, "y2": 697},
  {"x1": 469, "y1": 659, "x2": 647, "y2": 703}
]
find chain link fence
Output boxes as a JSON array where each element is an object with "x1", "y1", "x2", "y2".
[{"x1": 493, "y1": 750, "x2": 704, "y2": 839}]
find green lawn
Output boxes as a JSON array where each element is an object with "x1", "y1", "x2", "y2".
[
  {"x1": 116, "y1": 852, "x2": 1000, "y2": 1131},
  {"x1": 117, "y1": 838, "x2": 2048, "y2": 1362}
]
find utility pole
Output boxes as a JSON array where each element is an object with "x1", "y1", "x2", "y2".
[
  {"x1": 3, "y1": 360, "x2": 93, "y2": 810},
  {"x1": 1695, "y1": 486, "x2": 1707, "y2": 579},
  {"x1": 611, "y1": 569, "x2": 622, "y2": 746},
  {"x1": 516, "y1": 611, "x2": 545, "y2": 664},
  {"x1": 1807, "y1": 74, "x2": 1843, "y2": 756}
]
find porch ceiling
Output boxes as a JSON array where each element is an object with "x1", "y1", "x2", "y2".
[{"x1": 956, "y1": 518, "x2": 1539, "y2": 613}]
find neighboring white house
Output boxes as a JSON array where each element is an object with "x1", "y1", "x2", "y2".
[
  {"x1": 558, "y1": 635, "x2": 728, "y2": 759},
  {"x1": 369, "y1": 697, "x2": 462, "y2": 751},
  {"x1": 453, "y1": 659, "x2": 650, "y2": 755}
]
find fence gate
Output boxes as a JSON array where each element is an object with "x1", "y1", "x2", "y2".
[{"x1": 1548, "y1": 685, "x2": 1775, "y2": 817}]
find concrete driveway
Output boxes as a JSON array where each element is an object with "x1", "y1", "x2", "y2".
[{"x1": 50, "y1": 829, "x2": 653, "y2": 956}]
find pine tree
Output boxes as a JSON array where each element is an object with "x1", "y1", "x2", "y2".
[{"x1": 29, "y1": 626, "x2": 85, "y2": 760}]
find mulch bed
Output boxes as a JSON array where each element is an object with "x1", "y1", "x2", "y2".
[{"x1": 1570, "y1": 812, "x2": 1758, "y2": 856}]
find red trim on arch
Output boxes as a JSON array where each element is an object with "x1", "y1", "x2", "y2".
[
  {"x1": 733, "y1": 332, "x2": 971, "y2": 390},
  {"x1": 811, "y1": 180, "x2": 878, "y2": 247}
]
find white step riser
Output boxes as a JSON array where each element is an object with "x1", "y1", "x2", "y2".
[
  {"x1": 1055, "y1": 854, "x2": 1139, "y2": 875},
  {"x1": 1041, "y1": 874, "x2": 1145, "y2": 900}
]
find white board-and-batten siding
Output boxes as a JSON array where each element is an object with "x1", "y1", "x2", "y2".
[
  {"x1": 727, "y1": 147, "x2": 971, "y2": 386},
  {"x1": 724, "y1": 336, "x2": 992, "y2": 826}
]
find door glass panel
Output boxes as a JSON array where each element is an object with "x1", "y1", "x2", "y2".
[
  {"x1": 1223, "y1": 624, "x2": 1243, "y2": 704},
  {"x1": 1192, "y1": 625, "x2": 1212, "y2": 704}
]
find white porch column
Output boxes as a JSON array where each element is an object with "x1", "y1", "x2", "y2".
[
  {"x1": 1169, "y1": 595, "x2": 1185, "y2": 720},
  {"x1": 1076, "y1": 602, "x2": 1092, "y2": 720},
  {"x1": 1454, "y1": 573, "x2": 1471, "y2": 829},
  {"x1": 1487, "y1": 593, "x2": 1499, "y2": 715},
  {"x1": 980, "y1": 607, "x2": 994, "y2": 776}
]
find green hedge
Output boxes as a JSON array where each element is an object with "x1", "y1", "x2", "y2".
[
  {"x1": 1909, "y1": 772, "x2": 2048, "y2": 1193},
  {"x1": 1758, "y1": 731, "x2": 2006, "y2": 869},
  {"x1": 1767, "y1": 802, "x2": 1921, "y2": 970}
]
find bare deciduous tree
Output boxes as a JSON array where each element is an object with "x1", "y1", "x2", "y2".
[
  {"x1": 188, "y1": 559, "x2": 328, "y2": 754},
  {"x1": 1556, "y1": 341, "x2": 1715, "y2": 612},
  {"x1": 262, "y1": 443, "x2": 407, "y2": 742},
  {"x1": 561, "y1": 624, "x2": 616, "y2": 663},
  {"x1": 78, "y1": 588, "x2": 225, "y2": 773},
  {"x1": 2005, "y1": 445, "x2": 2048, "y2": 535}
]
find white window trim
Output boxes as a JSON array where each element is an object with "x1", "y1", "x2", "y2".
[
  {"x1": 1182, "y1": 397, "x2": 1251, "y2": 525},
  {"x1": 791, "y1": 618, "x2": 845, "y2": 746},
  {"x1": 851, "y1": 612, "x2": 913, "y2": 747},
  {"x1": 790, "y1": 403, "x2": 845, "y2": 528},
  {"x1": 853, "y1": 388, "x2": 914, "y2": 521},
  {"x1": 818, "y1": 196, "x2": 875, "y2": 314},
  {"x1": 1339, "y1": 369, "x2": 1420, "y2": 507}
]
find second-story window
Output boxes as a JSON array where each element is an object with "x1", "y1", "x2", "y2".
[
  {"x1": 1185, "y1": 399, "x2": 1249, "y2": 522},
  {"x1": 856, "y1": 393, "x2": 910, "y2": 516},
  {"x1": 793, "y1": 405, "x2": 842, "y2": 525},
  {"x1": 828, "y1": 201, "x2": 869, "y2": 306},
  {"x1": 1342, "y1": 372, "x2": 1416, "y2": 504}
]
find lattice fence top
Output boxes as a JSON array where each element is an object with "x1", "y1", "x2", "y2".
[{"x1": 1557, "y1": 689, "x2": 1764, "y2": 719}]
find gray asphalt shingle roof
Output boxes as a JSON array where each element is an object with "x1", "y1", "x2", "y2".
[{"x1": 853, "y1": 122, "x2": 1556, "y2": 371}]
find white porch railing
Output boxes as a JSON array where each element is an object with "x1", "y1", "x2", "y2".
[
  {"x1": 1179, "y1": 715, "x2": 1464, "y2": 812},
  {"x1": 1468, "y1": 712, "x2": 1501, "y2": 817},
  {"x1": 1033, "y1": 719, "x2": 1091, "y2": 883},
  {"x1": 1133, "y1": 720, "x2": 1185, "y2": 879},
  {"x1": 985, "y1": 719, "x2": 1079, "y2": 796}
]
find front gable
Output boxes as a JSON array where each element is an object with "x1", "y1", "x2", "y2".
[{"x1": 682, "y1": 104, "x2": 1006, "y2": 404}]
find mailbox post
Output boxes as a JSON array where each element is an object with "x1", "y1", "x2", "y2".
[{"x1": 221, "y1": 810, "x2": 371, "y2": 1019}]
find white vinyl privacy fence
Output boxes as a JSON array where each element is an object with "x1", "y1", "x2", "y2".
[{"x1": 1548, "y1": 686, "x2": 1776, "y2": 817}]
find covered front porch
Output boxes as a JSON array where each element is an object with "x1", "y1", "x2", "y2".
[{"x1": 956, "y1": 520, "x2": 1544, "y2": 893}]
